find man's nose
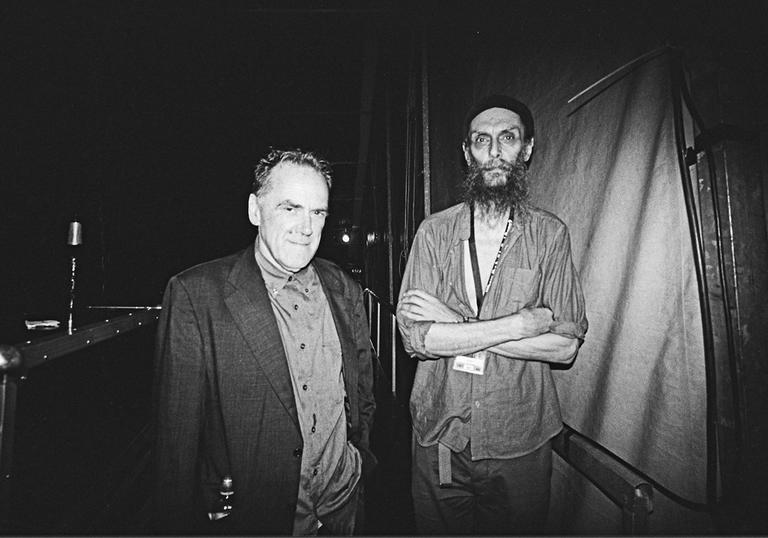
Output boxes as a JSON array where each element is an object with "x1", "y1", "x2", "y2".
[
  {"x1": 298, "y1": 212, "x2": 313, "y2": 235},
  {"x1": 489, "y1": 137, "x2": 501, "y2": 157}
]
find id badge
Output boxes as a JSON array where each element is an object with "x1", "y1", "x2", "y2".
[{"x1": 452, "y1": 351, "x2": 486, "y2": 375}]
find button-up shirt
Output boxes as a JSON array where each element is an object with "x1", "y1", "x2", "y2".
[
  {"x1": 397, "y1": 202, "x2": 588, "y2": 459},
  {"x1": 255, "y1": 245, "x2": 361, "y2": 535}
]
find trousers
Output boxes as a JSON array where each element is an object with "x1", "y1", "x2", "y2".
[{"x1": 411, "y1": 437, "x2": 552, "y2": 535}]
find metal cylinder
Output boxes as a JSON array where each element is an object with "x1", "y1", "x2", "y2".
[{"x1": 67, "y1": 221, "x2": 82, "y2": 246}]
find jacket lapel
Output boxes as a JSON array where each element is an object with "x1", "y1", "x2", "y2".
[{"x1": 224, "y1": 245, "x2": 299, "y2": 426}]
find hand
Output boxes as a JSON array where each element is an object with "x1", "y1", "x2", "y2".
[
  {"x1": 513, "y1": 307, "x2": 553, "y2": 339},
  {"x1": 397, "y1": 289, "x2": 464, "y2": 323}
]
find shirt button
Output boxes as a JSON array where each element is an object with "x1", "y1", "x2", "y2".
[
  {"x1": 313, "y1": 468, "x2": 318, "y2": 476},
  {"x1": 305, "y1": 288, "x2": 309, "y2": 293},
  {"x1": 288, "y1": 275, "x2": 293, "y2": 281},
  {"x1": 475, "y1": 401, "x2": 480, "y2": 408},
  {"x1": 311, "y1": 426, "x2": 316, "y2": 433},
  {"x1": 300, "y1": 343, "x2": 306, "y2": 350},
  {"x1": 294, "y1": 304, "x2": 299, "y2": 310},
  {"x1": 293, "y1": 447, "x2": 302, "y2": 458},
  {"x1": 302, "y1": 384, "x2": 308, "y2": 391}
]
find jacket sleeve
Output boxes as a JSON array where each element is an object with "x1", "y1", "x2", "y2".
[
  {"x1": 151, "y1": 276, "x2": 207, "y2": 531},
  {"x1": 350, "y1": 280, "x2": 378, "y2": 477}
]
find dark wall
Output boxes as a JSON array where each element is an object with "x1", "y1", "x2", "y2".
[{"x1": 1, "y1": 1, "x2": 412, "y2": 335}]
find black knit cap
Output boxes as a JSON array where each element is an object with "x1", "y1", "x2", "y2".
[{"x1": 463, "y1": 94, "x2": 535, "y2": 142}]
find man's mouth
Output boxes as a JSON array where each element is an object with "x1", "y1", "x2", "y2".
[
  {"x1": 482, "y1": 159, "x2": 512, "y2": 172},
  {"x1": 483, "y1": 168, "x2": 507, "y2": 181}
]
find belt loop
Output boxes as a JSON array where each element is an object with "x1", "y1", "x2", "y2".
[{"x1": 438, "y1": 443, "x2": 452, "y2": 488}]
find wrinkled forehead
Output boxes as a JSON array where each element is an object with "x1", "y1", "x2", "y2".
[
  {"x1": 469, "y1": 107, "x2": 525, "y2": 134},
  {"x1": 267, "y1": 162, "x2": 324, "y2": 185}
]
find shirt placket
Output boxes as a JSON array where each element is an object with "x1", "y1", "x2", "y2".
[
  {"x1": 469, "y1": 224, "x2": 522, "y2": 460},
  {"x1": 291, "y1": 280, "x2": 324, "y2": 502}
]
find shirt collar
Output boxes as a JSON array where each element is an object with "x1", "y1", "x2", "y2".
[
  {"x1": 454, "y1": 201, "x2": 530, "y2": 245},
  {"x1": 456, "y1": 203, "x2": 471, "y2": 242}
]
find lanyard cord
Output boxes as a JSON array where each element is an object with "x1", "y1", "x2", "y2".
[{"x1": 468, "y1": 204, "x2": 514, "y2": 315}]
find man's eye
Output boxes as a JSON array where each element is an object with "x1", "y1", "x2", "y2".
[
  {"x1": 473, "y1": 135, "x2": 490, "y2": 145},
  {"x1": 312, "y1": 210, "x2": 327, "y2": 217},
  {"x1": 501, "y1": 133, "x2": 518, "y2": 142}
]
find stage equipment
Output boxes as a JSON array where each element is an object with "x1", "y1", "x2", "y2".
[{"x1": 66, "y1": 221, "x2": 83, "y2": 335}]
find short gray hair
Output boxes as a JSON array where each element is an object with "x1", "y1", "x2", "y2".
[{"x1": 251, "y1": 148, "x2": 332, "y2": 197}]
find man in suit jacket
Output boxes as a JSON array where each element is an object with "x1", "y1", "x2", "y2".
[{"x1": 152, "y1": 149, "x2": 376, "y2": 535}]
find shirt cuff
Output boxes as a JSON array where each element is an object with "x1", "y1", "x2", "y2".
[
  {"x1": 406, "y1": 320, "x2": 435, "y2": 357},
  {"x1": 549, "y1": 319, "x2": 587, "y2": 340}
]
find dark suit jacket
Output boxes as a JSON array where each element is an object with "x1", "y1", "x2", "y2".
[{"x1": 151, "y1": 244, "x2": 376, "y2": 534}]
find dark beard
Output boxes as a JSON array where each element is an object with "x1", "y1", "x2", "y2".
[{"x1": 460, "y1": 153, "x2": 529, "y2": 217}]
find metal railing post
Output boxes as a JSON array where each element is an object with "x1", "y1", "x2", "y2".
[
  {"x1": 622, "y1": 483, "x2": 653, "y2": 534},
  {"x1": 376, "y1": 303, "x2": 381, "y2": 358},
  {"x1": 0, "y1": 372, "x2": 20, "y2": 529},
  {"x1": 391, "y1": 313, "x2": 397, "y2": 397},
  {"x1": 367, "y1": 293, "x2": 373, "y2": 336},
  {"x1": 363, "y1": 289, "x2": 399, "y2": 399},
  {"x1": 0, "y1": 343, "x2": 23, "y2": 529}
]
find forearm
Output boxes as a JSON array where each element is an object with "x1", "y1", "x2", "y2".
[
  {"x1": 488, "y1": 332, "x2": 579, "y2": 364},
  {"x1": 423, "y1": 314, "x2": 533, "y2": 357},
  {"x1": 424, "y1": 318, "x2": 579, "y2": 365},
  {"x1": 423, "y1": 318, "x2": 506, "y2": 356}
]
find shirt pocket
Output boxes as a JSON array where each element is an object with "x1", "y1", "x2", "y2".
[{"x1": 501, "y1": 267, "x2": 541, "y2": 312}]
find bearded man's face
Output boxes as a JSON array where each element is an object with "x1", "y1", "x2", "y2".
[
  {"x1": 461, "y1": 151, "x2": 529, "y2": 215},
  {"x1": 461, "y1": 107, "x2": 533, "y2": 215}
]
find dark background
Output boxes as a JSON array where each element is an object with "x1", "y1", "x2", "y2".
[{"x1": 1, "y1": 1, "x2": 417, "y2": 326}]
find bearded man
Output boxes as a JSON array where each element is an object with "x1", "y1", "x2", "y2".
[{"x1": 396, "y1": 95, "x2": 588, "y2": 535}]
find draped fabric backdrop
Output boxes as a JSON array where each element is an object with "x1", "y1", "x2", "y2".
[
  {"x1": 533, "y1": 53, "x2": 708, "y2": 533},
  {"x1": 428, "y1": 31, "x2": 711, "y2": 531}
]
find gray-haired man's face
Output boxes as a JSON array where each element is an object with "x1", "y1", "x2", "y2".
[{"x1": 248, "y1": 162, "x2": 329, "y2": 273}]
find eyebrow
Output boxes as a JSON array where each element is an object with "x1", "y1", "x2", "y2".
[
  {"x1": 277, "y1": 199, "x2": 329, "y2": 213},
  {"x1": 472, "y1": 125, "x2": 522, "y2": 137}
]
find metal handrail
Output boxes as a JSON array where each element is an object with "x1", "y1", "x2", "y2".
[
  {"x1": 0, "y1": 309, "x2": 160, "y2": 528},
  {"x1": 554, "y1": 424, "x2": 654, "y2": 533},
  {"x1": 362, "y1": 288, "x2": 398, "y2": 397}
]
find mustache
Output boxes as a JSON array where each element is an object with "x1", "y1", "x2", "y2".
[{"x1": 477, "y1": 159, "x2": 516, "y2": 172}]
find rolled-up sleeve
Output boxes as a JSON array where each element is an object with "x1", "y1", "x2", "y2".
[
  {"x1": 541, "y1": 223, "x2": 588, "y2": 341},
  {"x1": 396, "y1": 223, "x2": 440, "y2": 359}
]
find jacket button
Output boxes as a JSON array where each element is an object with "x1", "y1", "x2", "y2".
[{"x1": 293, "y1": 447, "x2": 302, "y2": 458}]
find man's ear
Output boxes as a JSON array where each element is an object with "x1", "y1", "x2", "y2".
[
  {"x1": 522, "y1": 138, "x2": 535, "y2": 162},
  {"x1": 462, "y1": 142, "x2": 472, "y2": 166},
  {"x1": 248, "y1": 193, "x2": 260, "y2": 227}
]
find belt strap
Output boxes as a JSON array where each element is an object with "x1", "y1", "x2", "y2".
[{"x1": 438, "y1": 442, "x2": 452, "y2": 488}]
